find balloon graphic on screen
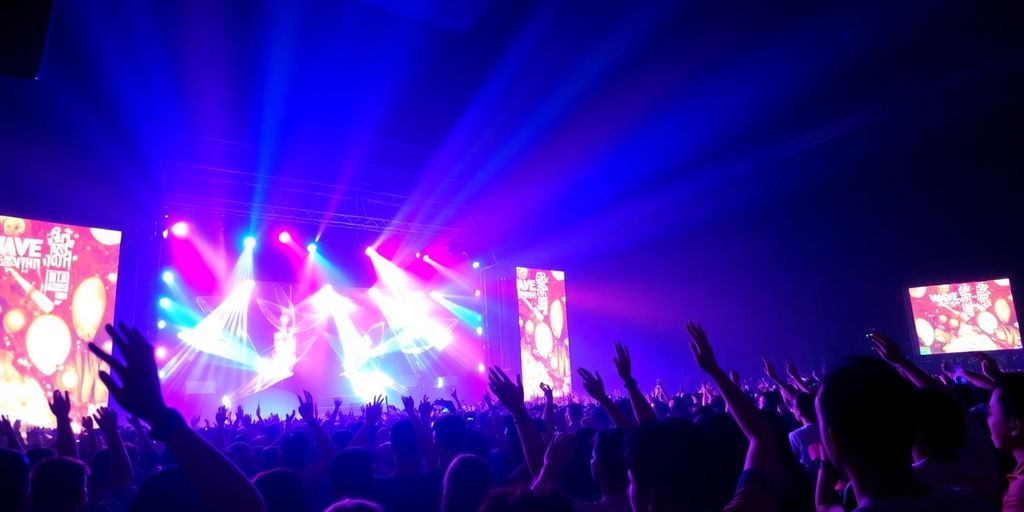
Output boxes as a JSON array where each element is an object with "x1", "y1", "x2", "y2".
[
  {"x1": 535, "y1": 322, "x2": 554, "y2": 357},
  {"x1": 26, "y1": 314, "x2": 72, "y2": 375},
  {"x1": 72, "y1": 277, "x2": 107, "y2": 341},
  {"x1": 3, "y1": 308, "x2": 27, "y2": 333},
  {"x1": 550, "y1": 299, "x2": 564, "y2": 339},
  {"x1": 90, "y1": 228, "x2": 122, "y2": 246}
]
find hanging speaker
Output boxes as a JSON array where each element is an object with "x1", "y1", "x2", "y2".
[{"x1": 0, "y1": 0, "x2": 54, "y2": 79}]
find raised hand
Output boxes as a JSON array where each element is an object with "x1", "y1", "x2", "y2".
[
  {"x1": 419, "y1": 395, "x2": 433, "y2": 419},
  {"x1": 940, "y1": 360, "x2": 954, "y2": 376},
  {"x1": 785, "y1": 360, "x2": 801, "y2": 378},
  {"x1": 334, "y1": 397, "x2": 343, "y2": 410},
  {"x1": 483, "y1": 393, "x2": 494, "y2": 409},
  {"x1": 540, "y1": 382, "x2": 554, "y2": 402},
  {"x1": 285, "y1": 410, "x2": 296, "y2": 425},
  {"x1": 487, "y1": 367, "x2": 525, "y2": 414},
  {"x1": 255, "y1": 403, "x2": 262, "y2": 421},
  {"x1": 401, "y1": 395, "x2": 416, "y2": 415},
  {"x1": 216, "y1": 406, "x2": 228, "y2": 427},
  {"x1": 974, "y1": 352, "x2": 1003, "y2": 379},
  {"x1": 94, "y1": 406, "x2": 118, "y2": 435},
  {"x1": 0, "y1": 415, "x2": 19, "y2": 448},
  {"x1": 82, "y1": 415, "x2": 95, "y2": 432},
  {"x1": 868, "y1": 330, "x2": 908, "y2": 366},
  {"x1": 543, "y1": 431, "x2": 575, "y2": 468},
  {"x1": 450, "y1": 387, "x2": 459, "y2": 400},
  {"x1": 729, "y1": 369, "x2": 742, "y2": 387},
  {"x1": 762, "y1": 358, "x2": 780, "y2": 381},
  {"x1": 686, "y1": 322, "x2": 721, "y2": 374},
  {"x1": 48, "y1": 390, "x2": 71, "y2": 420},
  {"x1": 88, "y1": 323, "x2": 168, "y2": 425},
  {"x1": 364, "y1": 395, "x2": 385, "y2": 426},
  {"x1": 613, "y1": 342, "x2": 633, "y2": 383},
  {"x1": 297, "y1": 390, "x2": 317, "y2": 422},
  {"x1": 236, "y1": 405, "x2": 244, "y2": 422},
  {"x1": 577, "y1": 368, "x2": 607, "y2": 401},
  {"x1": 190, "y1": 415, "x2": 201, "y2": 429}
]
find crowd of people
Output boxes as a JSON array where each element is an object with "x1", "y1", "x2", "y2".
[{"x1": 1, "y1": 321, "x2": 1023, "y2": 511}]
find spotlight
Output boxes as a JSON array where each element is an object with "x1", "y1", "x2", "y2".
[
  {"x1": 307, "y1": 242, "x2": 317, "y2": 253},
  {"x1": 170, "y1": 222, "x2": 189, "y2": 237},
  {"x1": 278, "y1": 231, "x2": 291, "y2": 244},
  {"x1": 221, "y1": 395, "x2": 231, "y2": 407},
  {"x1": 423, "y1": 254, "x2": 431, "y2": 262},
  {"x1": 161, "y1": 270, "x2": 174, "y2": 285},
  {"x1": 158, "y1": 297, "x2": 171, "y2": 310},
  {"x1": 161, "y1": 229, "x2": 169, "y2": 239},
  {"x1": 415, "y1": 252, "x2": 422, "y2": 259},
  {"x1": 155, "y1": 346, "x2": 168, "y2": 360},
  {"x1": 474, "y1": 289, "x2": 481, "y2": 298},
  {"x1": 472, "y1": 261, "x2": 481, "y2": 269},
  {"x1": 477, "y1": 363, "x2": 486, "y2": 373},
  {"x1": 243, "y1": 236, "x2": 256, "y2": 249},
  {"x1": 157, "y1": 320, "x2": 167, "y2": 330},
  {"x1": 475, "y1": 326, "x2": 483, "y2": 336},
  {"x1": 364, "y1": 246, "x2": 375, "y2": 256},
  {"x1": 436, "y1": 376, "x2": 444, "y2": 389}
]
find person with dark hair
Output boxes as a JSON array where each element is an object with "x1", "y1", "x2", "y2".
[
  {"x1": 869, "y1": 332, "x2": 1002, "y2": 504},
  {"x1": 578, "y1": 428, "x2": 630, "y2": 512},
  {"x1": 433, "y1": 415, "x2": 467, "y2": 469},
  {"x1": 0, "y1": 447, "x2": 29, "y2": 512},
  {"x1": 324, "y1": 498, "x2": 385, "y2": 512},
  {"x1": 815, "y1": 353, "x2": 990, "y2": 511},
  {"x1": 442, "y1": 453, "x2": 493, "y2": 512},
  {"x1": 788, "y1": 393, "x2": 821, "y2": 469},
  {"x1": 130, "y1": 465, "x2": 213, "y2": 512},
  {"x1": 566, "y1": 403, "x2": 584, "y2": 433},
  {"x1": 479, "y1": 486, "x2": 574, "y2": 512},
  {"x1": 990, "y1": 372, "x2": 1024, "y2": 511},
  {"x1": 329, "y1": 447, "x2": 376, "y2": 500},
  {"x1": 253, "y1": 468, "x2": 307, "y2": 512},
  {"x1": 29, "y1": 456, "x2": 88, "y2": 512}
]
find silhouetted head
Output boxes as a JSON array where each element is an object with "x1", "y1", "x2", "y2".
[
  {"x1": 29, "y1": 456, "x2": 88, "y2": 512},
  {"x1": 817, "y1": 356, "x2": 916, "y2": 475},
  {"x1": 253, "y1": 468, "x2": 307, "y2": 512},
  {"x1": 442, "y1": 454, "x2": 493, "y2": 512}
]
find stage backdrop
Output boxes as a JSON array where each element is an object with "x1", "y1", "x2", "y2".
[
  {"x1": 516, "y1": 267, "x2": 570, "y2": 398},
  {"x1": 0, "y1": 215, "x2": 120, "y2": 428},
  {"x1": 909, "y1": 278, "x2": 1020, "y2": 355}
]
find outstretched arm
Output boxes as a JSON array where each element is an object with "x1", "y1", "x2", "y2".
[
  {"x1": 48, "y1": 390, "x2": 77, "y2": 459},
  {"x1": 350, "y1": 395, "x2": 384, "y2": 449},
  {"x1": 489, "y1": 367, "x2": 544, "y2": 476},
  {"x1": 95, "y1": 407, "x2": 133, "y2": 490},
  {"x1": 613, "y1": 343, "x2": 658, "y2": 424},
  {"x1": 577, "y1": 368, "x2": 636, "y2": 428},
  {"x1": 762, "y1": 358, "x2": 800, "y2": 405},
  {"x1": 868, "y1": 331, "x2": 942, "y2": 390},
  {"x1": 89, "y1": 323, "x2": 266, "y2": 512},
  {"x1": 687, "y1": 322, "x2": 780, "y2": 482}
]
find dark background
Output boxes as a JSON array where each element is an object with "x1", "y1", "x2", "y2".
[{"x1": 1, "y1": 0, "x2": 1021, "y2": 389}]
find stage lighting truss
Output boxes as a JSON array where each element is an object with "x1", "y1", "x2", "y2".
[{"x1": 161, "y1": 162, "x2": 482, "y2": 242}]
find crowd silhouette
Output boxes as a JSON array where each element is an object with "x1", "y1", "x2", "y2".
[{"x1": 1, "y1": 322, "x2": 1022, "y2": 511}]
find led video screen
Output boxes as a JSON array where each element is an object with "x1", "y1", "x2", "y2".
[
  {"x1": 516, "y1": 267, "x2": 570, "y2": 398},
  {"x1": 0, "y1": 215, "x2": 121, "y2": 427},
  {"x1": 909, "y1": 278, "x2": 1020, "y2": 355}
]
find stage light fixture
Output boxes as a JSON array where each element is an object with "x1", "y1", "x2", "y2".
[
  {"x1": 423, "y1": 254, "x2": 431, "y2": 262},
  {"x1": 161, "y1": 270, "x2": 174, "y2": 285},
  {"x1": 477, "y1": 363, "x2": 486, "y2": 373},
  {"x1": 475, "y1": 326, "x2": 484, "y2": 336},
  {"x1": 472, "y1": 261, "x2": 481, "y2": 269},
  {"x1": 474, "y1": 289, "x2": 481, "y2": 298},
  {"x1": 436, "y1": 376, "x2": 444, "y2": 389},
  {"x1": 221, "y1": 395, "x2": 231, "y2": 407},
  {"x1": 307, "y1": 242, "x2": 317, "y2": 253},
  {"x1": 161, "y1": 229, "x2": 169, "y2": 239},
  {"x1": 415, "y1": 252, "x2": 422, "y2": 259},
  {"x1": 364, "y1": 246, "x2": 375, "y2": 256},
  {"x1": 155, "y1": 346, "x2": 168, "y2": 360},
  {"x1": 170, "y1": 221, "x2": 189, "y2": 237},
  {"x1": 158, "y1": 297, "x2": 171, "y2": 310},
  {"x1": 243, "y1": 236, "x2": 256, "y2": 249},
  {"x1": 157, "y1": 320, "x2": 167, "y2": 330},
  {"x1": 278, "y1": 231, "x2": 291, "y2": 244}
]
